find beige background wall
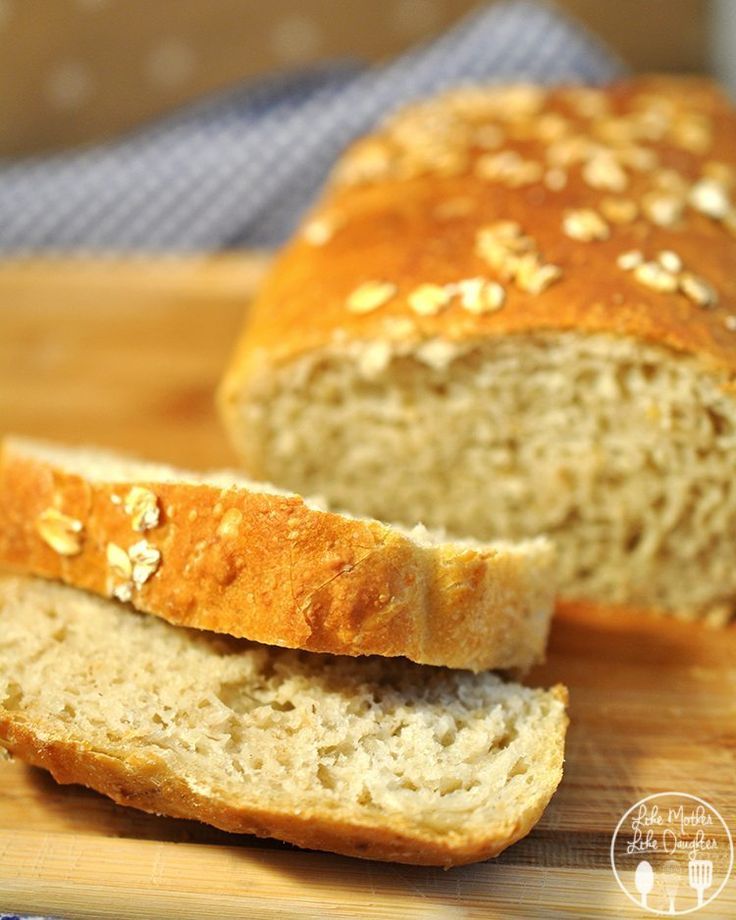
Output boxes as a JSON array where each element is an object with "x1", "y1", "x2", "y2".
[{"x1": 0, "y1": 0, "x2": 711, "y2": 156}]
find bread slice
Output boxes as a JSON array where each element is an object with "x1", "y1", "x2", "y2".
[
  {"x1": 0, "y1": 436, "x2": 555, "y2": 672},
  {"x1": 218, "y1": 76, "x2": 736, "y2": 624},
  {"x1": 0, "y1": 575, "x2": 568, "y2": 866}
]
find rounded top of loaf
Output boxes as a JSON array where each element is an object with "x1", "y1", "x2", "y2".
[{"x1": 221, "y1": 76, "x2": 736, "y2": 389}]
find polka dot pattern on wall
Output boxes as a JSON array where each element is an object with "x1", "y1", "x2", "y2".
[
  {"x1": 0, "y1": 2, "x2": 623, "y2": 253},
  {"x1": 270, "y1": 15, "x2": 323, "y2": 66},
  {"x1": 45, "y1": 61, "x2": 93, "y2": 110},
  {"x1": 146, "y1": 38, "x2": 196, "y2": 89}
]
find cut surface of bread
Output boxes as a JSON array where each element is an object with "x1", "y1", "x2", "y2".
[
  {"x1": 233, "y1": 332, "x2": 736, "y2": 624},
  {"x1": 0, "y1": 576, "x2": 568, "y2": 867},
  {"x1": 0, "y1": 436, "x2": 555, "y2": 672},
  {"x1": 218, "y1": 77, "x2": 736, "y2": 624}
]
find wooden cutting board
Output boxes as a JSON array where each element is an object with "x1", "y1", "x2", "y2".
[{"x1": 0, "y1": 257, "x2": 734, "y2": 920}]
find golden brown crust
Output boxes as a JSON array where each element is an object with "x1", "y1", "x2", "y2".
[
  {"x1": 0, "y1": 684, "x2": 568, "y2": 867},
  {"x1": 0, "y1": 439, "x2": 554, "y2": 671},
  {"x1": 219, "y1": 76, "x2": 736, "y2": 430}
]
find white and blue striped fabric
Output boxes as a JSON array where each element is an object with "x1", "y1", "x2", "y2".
[{"x1": 0, "y1": 1, "x2": 624, "y2": 254}]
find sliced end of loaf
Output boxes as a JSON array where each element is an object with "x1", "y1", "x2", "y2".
[
  {"x1": 0, "y1": 436, "x2": 556, "y2": 671},
  {"x1": 0, "y1": 576, "x2": 568, "y2": 867},
  {"x1": 225, "y1": 331, "x2": 736, "y2": 624}
]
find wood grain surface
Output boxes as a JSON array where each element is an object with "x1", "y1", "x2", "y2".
[{"x1": 0, "y1": 257, "x2": 734, "y2": 919}]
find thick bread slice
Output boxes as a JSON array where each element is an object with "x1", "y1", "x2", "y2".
[
  {"x1": 0, "y1": 436, "x2": 555, "y2": 672},
  {"x1": 218, "y1": 76, "x2": 736, "y2": 624},
  {"x1": 0, "y1": 576, "x2": 568, "y2": 867}
]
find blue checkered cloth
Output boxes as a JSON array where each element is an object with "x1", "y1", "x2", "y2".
[{"x1": 0, "y1": 0, "x2": 624, "y2": 254}]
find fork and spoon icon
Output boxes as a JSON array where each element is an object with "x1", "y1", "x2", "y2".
[{"x1": 635, "y1": 859, "x2": 713, "y2": 912}]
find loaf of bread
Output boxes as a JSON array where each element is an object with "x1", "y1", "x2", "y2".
[
  {"x1": 0, "y1": 436, "x2": 555, "y2": 671},
  {"x1": 0, "y1": 575, "x2": 568, "y2": 866},
  {"x1": 219, "y1": 76, "x2": 736, "y2": 624}
]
